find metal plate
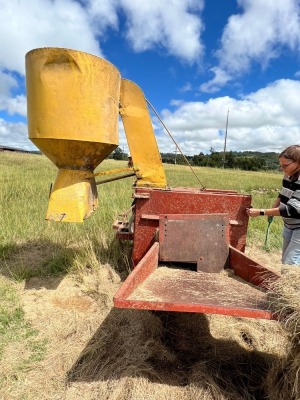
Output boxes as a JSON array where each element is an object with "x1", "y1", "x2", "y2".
[{"x1": 159, "y1": 214, "x2": 229, "y2": 273}]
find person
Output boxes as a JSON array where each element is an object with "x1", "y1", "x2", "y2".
[
  {"x1": 246, "y1": 145, "x2": 300, "y2": 265},
  {"x1": 127, "y1": 155, "x2": 133, "y2": 168}
]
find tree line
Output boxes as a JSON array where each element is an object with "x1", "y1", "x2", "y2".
[{"x1": 110, "y1": 147, "x2": 280, "y2": 172}]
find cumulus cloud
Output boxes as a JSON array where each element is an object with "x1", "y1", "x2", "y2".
[
  {"x1": 0, "y1": 0, "x2": 204, "y2": 76},
  {"x1": 0, "y1": 0, "x2": 206, "y2": 150},
  {"x1": 85, "y1": 0, "x2": 119, "y2": 35},
  {"x1": 0, "y1": 0, "x2": 102, "y2": 75},
  {"x1": 0, "y1": 71, "x2": 18, "y2": 96},
  {"x1": 0, "y1": 95, "x2": 27, "y2": 117},
  {"x1": 200, "y1": 67, "x2": 232, "y2": 93},
  {"x1": 218, "y1": 0, "x2": 300, "y2": 73},
  {"x1": 155, "y1": 79, "x2": 300, "y2": 154},
  {"x1": 1, "y1": 0, "x2": 299, "y2": 156},
  {"x1": 202, "y1": 0, "x2": 300, "y2": 91},
  {"x1": 119, "y1": 0, "x2": 204, "y2": 63},
  {"x1": 0, "y1": 119, "x2": 31, "y2": 150},
  {"x1": 2, "y1": 78, "x2": 300, "y2": 156},
  {"x1": 0, "y1": 72, "x2": 27, "y2": 117}
]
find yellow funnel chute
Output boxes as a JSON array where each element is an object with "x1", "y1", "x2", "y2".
[
  {"x1": 26, "y1": 48, "x2": 121, "y2": 222},
  {"x1": 26, "y1": 47, "x2": 167, "y2": 223},
  {"x1": 120, "y1": 79, "x2": 167, "y2": 188}
]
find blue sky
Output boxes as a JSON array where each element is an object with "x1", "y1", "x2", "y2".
[{"x1": 1, "y1": 0, "x2": 300, "y2": 155}]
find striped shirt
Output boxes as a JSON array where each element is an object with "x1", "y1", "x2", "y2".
[{"x1": 279, "y1": 174, "x2": 300, "y2": 229}]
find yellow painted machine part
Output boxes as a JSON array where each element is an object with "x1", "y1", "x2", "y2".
[
  {"x1": 120, "y1": 79, "x2": 167, "y2": 188},
  {"x1": 47, "y1": 170, "x2": 98, "y2": 222},
  {"x1": 25, "y1": 48, "x2": 167, "y2": 222},
  {"x1": 25, "y1": 48, "x2": 121, "y2": 222},
  {"x1": 26, "y1": 48, "x2": 120, "y2": 158}
]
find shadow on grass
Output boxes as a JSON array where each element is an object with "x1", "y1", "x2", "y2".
[
  {"x1": 0, "y1": 237, "x2": 132, "y2": 290},
  {"x1": 0, "y1": 240, "x2": 74, "y2": 289},
  {"x1": 67, "y1": 309, "x2": 278, "y2": 399}
]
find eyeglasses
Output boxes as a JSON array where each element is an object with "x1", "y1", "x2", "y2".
[{"x1": 279, "y1": 161, "x2": 295, "y2": 169}]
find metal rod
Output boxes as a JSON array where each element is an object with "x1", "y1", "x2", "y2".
[
  {"x1": 91, "y1": 167, "x2": 135, "y2": 178},
  {"x1": 146, "y1": 98, "x2": 206, "y2": 189},
  {"x1": 264, "y1": 216, "x2": 274, "y2": 248},
  {"x1": 95, "y1": 172, "x2": 136, "y2": 185}
]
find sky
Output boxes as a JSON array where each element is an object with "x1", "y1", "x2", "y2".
[{"x1": 1, "y1": 0, "x2": 300, "y2": 156}]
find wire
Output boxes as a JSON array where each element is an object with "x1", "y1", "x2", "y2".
[{"x1": 146, "y1": 98, "x2": 206, "y2": 189}]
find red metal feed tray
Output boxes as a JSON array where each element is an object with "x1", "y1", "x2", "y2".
[
  {"x1": 114, "y1": 242, "x2": 280, "y2": 319},
  {"x1": 114, "y1": 211, "x2": 280, "y2": 320}
]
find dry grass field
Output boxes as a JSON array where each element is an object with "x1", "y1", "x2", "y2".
[{"x1": 1, "y1": 151, "x2": 299, "y2": 400}]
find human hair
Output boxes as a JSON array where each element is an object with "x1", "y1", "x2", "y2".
[{"x1": 279, "y1": 145, "x2": 300, "y2": 164}]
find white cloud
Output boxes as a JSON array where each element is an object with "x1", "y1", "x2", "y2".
[
  {"x1": 2, "y1": 78, "x2": 300, "y2": 156},
  {"x1": 200, "y1": 67, "x2": 232, "y2": 93},
  {"x1": 0, "y1": 119, "x2": 33, "y2": 150},
  {"x1": 218, "y1": 0, "x2": 300, "y2": 74},
  {"x1": 0, "y1": 71, "x2": 18, "y2": 96},
  {"x1": 0, "y1": 72, "x2": 27, "y2": 117},
  {"x1": 119, "y1": 0, "x2": 204, "y2": 63},
  {"x1": 0, "y1": 0, "x2": 205, "y2": 76},
  {"x1": 154, "y1": 79, "x2": 300, "y2": 154},
  {"x1": 86, "y1": 0, "x2": 119, "y2": 35},
  {"x1": 1, "y1": 0, "x2": 299, "y2": 157},
  {"x1": 0, "y1": 95, "x2": 27, "y2": 117},
  {"x1": 0, "y1": 0, "x2": 102, "y2": 75},
  {"x1": 179, "y1": 82, "x2": 193, "y2": 93},
  {"x1": 201, "y1": 0, "x2": 300, "y2": 91}
]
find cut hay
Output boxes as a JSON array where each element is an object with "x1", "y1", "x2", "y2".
[
  {"x1": 265, "y1": 267, "x2": 300, "y2": 400},
  {"x1": 4, "y1": 261, "x2": 289, "y2": 400},
  {"x1": 2, "y1": 242, "x2": 299, "y2": 400}
]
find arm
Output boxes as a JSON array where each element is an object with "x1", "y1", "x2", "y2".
[
  {"x1": 246, "y1": 197, "x2": 281, "y2": 218},
  {"x1": 246, "y1": 207, "x2": 281, "y2": 218}
]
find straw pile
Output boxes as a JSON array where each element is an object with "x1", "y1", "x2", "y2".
[
  {"x1": 16, "y1": 261, "x2": 291, "y2": 400},
  {"x1": 3, "y1": 246, "x2": 299, "y2": 400},
  {"x1": 265, "y1": 267, "x2": 300, "y2": 400}
]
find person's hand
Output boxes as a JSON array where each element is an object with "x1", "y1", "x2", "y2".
[{"x1": 246, "y1": 207, "x2": 262, "y2": 217}]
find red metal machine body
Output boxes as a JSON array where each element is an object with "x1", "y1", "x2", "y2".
[
  {"x1": 113, "y1": 187, "x2": 280, "y2": 320},
  {"x1": 131, "y1": 187, "x2": 251, "y2": 266}
]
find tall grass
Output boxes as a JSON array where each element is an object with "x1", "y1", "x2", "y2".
[{"x1": 0, "y1": 151, "x2": 284, "y2": 270}]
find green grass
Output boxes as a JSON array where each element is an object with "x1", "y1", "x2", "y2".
[
  {"x1": 0, "y1": 151, "x2": 284, "y2": 263},
  {"x1": 0, "y1": 278, "x2": 47, "y2": 386}
]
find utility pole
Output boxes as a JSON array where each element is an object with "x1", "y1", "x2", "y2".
[
  {"x1": 174, "y1": 146, "x2": 178, "y2": 164},
  {"x1": 223, "y1": 108, "x2": 229, "y2": 168}
]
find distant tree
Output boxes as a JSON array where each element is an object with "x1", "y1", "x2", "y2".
[
  {"x1": 225, "y1": 151, "x2": 235, "y2": 168},
  {"x1": 162, "y1": 149, "x2": 278, "y2": 171},
  {"x1": 112, "y1": 147, "x2": 126, "y2": 160}
]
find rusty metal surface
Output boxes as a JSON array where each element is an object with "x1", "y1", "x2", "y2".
[
  {"x1": 229, "y1": 245, "x2": 281, "y2": 287},
  {"x1": 132, "y1": 187, "x2": 252, "y2": 266},
  {"x1": 114, "y1": 242, "x2": 159, "y2": 301},
  {"x1": 159, "y1": 214, "x2": 229, "y2": 273},
  {"x1": 117, "y1": 265, "x2": 273, "y2": 319},
  {"x1": 114, "y1": 242, "x2": 278, "y2": 319}
]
